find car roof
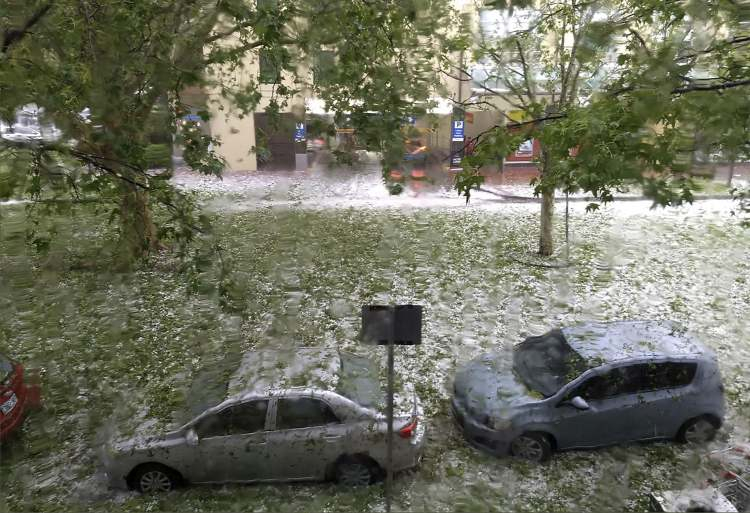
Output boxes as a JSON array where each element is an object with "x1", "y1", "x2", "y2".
[
  {"x1": 226, "y1": 347, "x2": 381, "y2": 399},
  {"x1": 227, "y1": 347, "x2": 342, "y2": 398},
  {"x1": 560, "y1": 320, "x2": 709, "y2": 364}
]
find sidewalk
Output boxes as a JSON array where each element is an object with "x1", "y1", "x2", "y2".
[
  {"x1": 477, "y1": 162, "x2": 749, "y2": 202},
  {"x1": 478, "y1": 185, "x2": 738, "y2": 203},
  {"x1": 479, "y1": 179, "x2": 747, "y2": 203}
]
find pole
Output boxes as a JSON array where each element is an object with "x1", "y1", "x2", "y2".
[
  {"x1": 386, "y1": 339, "x2": 394, "y2": 513},
  {"x1": 565, "y1": 189, "x2": 570, "y2": 263}
]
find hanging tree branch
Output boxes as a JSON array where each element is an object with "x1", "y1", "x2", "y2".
[
  {"x1": 671, "y1": 78, "x2": 750, "y2": 94},
  {"x1": 1, "y1": 1, "x2": 54, "y2": 55}
]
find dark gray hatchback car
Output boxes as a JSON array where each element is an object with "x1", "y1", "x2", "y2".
[{"x1": 452, "y1": 321, "x2": 725, "y2": 462}]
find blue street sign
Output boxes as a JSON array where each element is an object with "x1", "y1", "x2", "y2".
[
  {"x1": 183, "y1": 114, "x2": 201, "y2": 122},
  {"x1": 405, "y1": 115, "x2": 417, "y2": 125},
  {"x1": 451, "y1": 120, "x2": 464, "y2": 142},
  {"x1": 294, "y1": 122, "x2": 306, "y2": 142}
]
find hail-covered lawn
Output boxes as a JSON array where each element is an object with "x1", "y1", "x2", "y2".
[{"x1": 1, "y1": 180, "x2": 748, "y2": 512}]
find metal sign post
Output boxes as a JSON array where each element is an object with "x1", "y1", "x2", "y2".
[
  {"x1": 361, "y1": 305, "x2": 422, "y2": 513},
  {"x1": 386, "y1": 334, "x2": 394, "y2": 513},
  {"x1": 449, "y1": 107, "x2": 466, "y2": 170},
  {"x1": 294, "y1": 122, "x2": 307, "y2": 171}
]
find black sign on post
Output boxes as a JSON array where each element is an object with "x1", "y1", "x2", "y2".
[
  {"x1": 361, "y1": 305, "x2": 422, "y2": 513},
  {"x1": 361, "y1": 304, "x2": 422, "y2": 345}
]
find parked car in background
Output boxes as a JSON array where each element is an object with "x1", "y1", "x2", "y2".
[
  {"x1": 452, "y1": 320, "x2": 725, "y2": 462},
  {"x1": 104, "y1": 349, "x2": 425, "y2": 493},
  {"x1": 1, "y1": 352, "x2": 39, "y2": 442}
]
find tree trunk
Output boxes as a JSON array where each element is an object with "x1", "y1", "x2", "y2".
[
  {"x1": 728, "y1": 157, "x2": 735, "y2": 188},
  {"x1": 119, "y1": 182, "x2": 158, "y2": 262},
  {"x1": 538, "y1": 145, "x2": 555, "y2": 256},
  {"x1": 539, "y1": 187, "x2": 555, "y2": 256}
]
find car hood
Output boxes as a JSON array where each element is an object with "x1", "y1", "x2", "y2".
[
  {"x1": 454, "y1": 352, "x2": 541, "y2": 421},
  {"x1": 108, "y1": 418, "x2": 185, "y2": 455},
  {"x1": 107, "y1": 434, "x2": 185, "y2": 466}
]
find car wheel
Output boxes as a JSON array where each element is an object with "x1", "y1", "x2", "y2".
[
  {"x1": 335, "y1": 460, "x2": 376, "y2": 486},
  {"x1": 132, "y1": 464, "x2": 179, "y2": 493},
  {"x1": 510, "y1": 433, "x2": 552, "y2": 462},
  {"x1": 677, "y1": 417, "x2": 718, "y2": 444}
]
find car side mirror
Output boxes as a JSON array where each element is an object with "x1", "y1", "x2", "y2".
[
  {"x1": 570, "y1": 396, "x2": 590, "y2": 410},
  {"x1": 185, "y1": 428, "x2": 200, "y2": 446}
]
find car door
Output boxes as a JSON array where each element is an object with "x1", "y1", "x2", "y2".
[
  {"x1": 628, "y1": 361, "x2": 698, "y2": 439},
  {"x1": 264, "y1": 395, "x2": 349, "y2": 481},
  {"x1": 551, "y1": 366, "x2": 646, "y2": 449},
  {"x1": 191, "y1": 399, "x2": 271, "y2": 483},
  {"x1": 220, "y1": 399, "x2": 273, "y2": 482},
  {"x1": 191, "y1": 408, "x2": 235, "y2": 482}
]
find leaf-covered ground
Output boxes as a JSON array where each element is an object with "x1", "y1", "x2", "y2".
[{"x1": 1, "y1": 179, "x2": 748, "y2": 512}]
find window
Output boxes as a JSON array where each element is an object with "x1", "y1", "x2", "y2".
[
  {"x1": 570, "y1": 362, "x2": 698, "y2": 401},
  {"x1": 626, "y1": 362, "x2": 697, "y2": 392},
  {"x1": 196, "y1": 409, "x2": 232, "y2": 438},
  {"x1": 0, "y1": 353, "x2": 14, "y2": 382},
  {"x1": 478, "y1": 8, "x2": 534, "y2": 41},
  {"x1": 276, "y1": 398, "x2": 340, "y2": 430},
  {"x1": 195, "y1": 400, "x2": 269, "y2": 438},
  {"x1": 229, "y1": 400, "x2": 269, "y2": 434},
  {"x1": 259, "y1": 49, "x2": 280, "y2": 84},
  {"x1": 572, "y1": 367, "x2": 637, "y2": 401}
]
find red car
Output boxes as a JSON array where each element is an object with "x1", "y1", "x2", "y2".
[{"x1": 0, "y1": 352, "x2": 39, "y2": 441}]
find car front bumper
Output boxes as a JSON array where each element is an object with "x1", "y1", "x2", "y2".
[{"x1": 451, "y1": 398, "x2": 514, "y2": 456}]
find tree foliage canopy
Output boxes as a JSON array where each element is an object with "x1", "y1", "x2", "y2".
[
  {"x1": 457, "y1": 0, "x2": 750, "y2": 241},
  {"x1": 0, "y1": 0, "x2": 457, "y2": 264}
]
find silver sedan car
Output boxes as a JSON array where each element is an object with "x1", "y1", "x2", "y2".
[
  {"x1": 452, "y1": 320, "x2": 725, "y2": 462},
  {"x1": 104, "y1": 350, "x2": 425, "y2": 492}
]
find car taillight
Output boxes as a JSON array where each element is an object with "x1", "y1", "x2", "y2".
[{"x1": 398, "y1": 418, "x2": 418, "y2": 438}]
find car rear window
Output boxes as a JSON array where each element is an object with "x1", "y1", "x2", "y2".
[{"x1": 336, "y1": 353, "x2": 384, "y2": 408}]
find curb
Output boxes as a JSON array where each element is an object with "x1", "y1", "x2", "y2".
[{"x1": 478, "y1": 187, "x2": 734, "y2": 203}]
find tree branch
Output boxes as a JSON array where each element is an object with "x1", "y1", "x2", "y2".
[
  {"x1": 671, "y1": 78, "x2": 750, "y2": 94},
  {"x1": 505, "y1": 113, "x2": 567, "y2": 129},
  {"x1": 628, "y1": 29, "x2": 652, "y2": 57},
  {"x1": 1, "y1": 1, "x2": 54, "y2": 55},
  {"x1": 445, "y1": 62, "x2": 527, "y2": 109},
  {"x1": 676, "y1": 35, "x2": 750, "y2": 61},
  {"x1": 515, "y1": 38, "x2": 536, "y2": 102}
]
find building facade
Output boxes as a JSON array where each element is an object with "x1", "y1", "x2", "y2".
[{"x1": 195, "y1": 0, "x2": 520, "y2": 173}]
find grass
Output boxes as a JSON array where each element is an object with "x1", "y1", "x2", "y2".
[{"x1": 0, "y1": 196, "x2": 748, "y2": 512}]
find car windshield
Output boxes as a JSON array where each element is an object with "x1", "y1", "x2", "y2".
[
  {"x1": 0, "y1": 354, "x2": 14, "y2": 383},
  {"x1": 512, "y1": 330, "x2": 590, "y2": 397}
]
